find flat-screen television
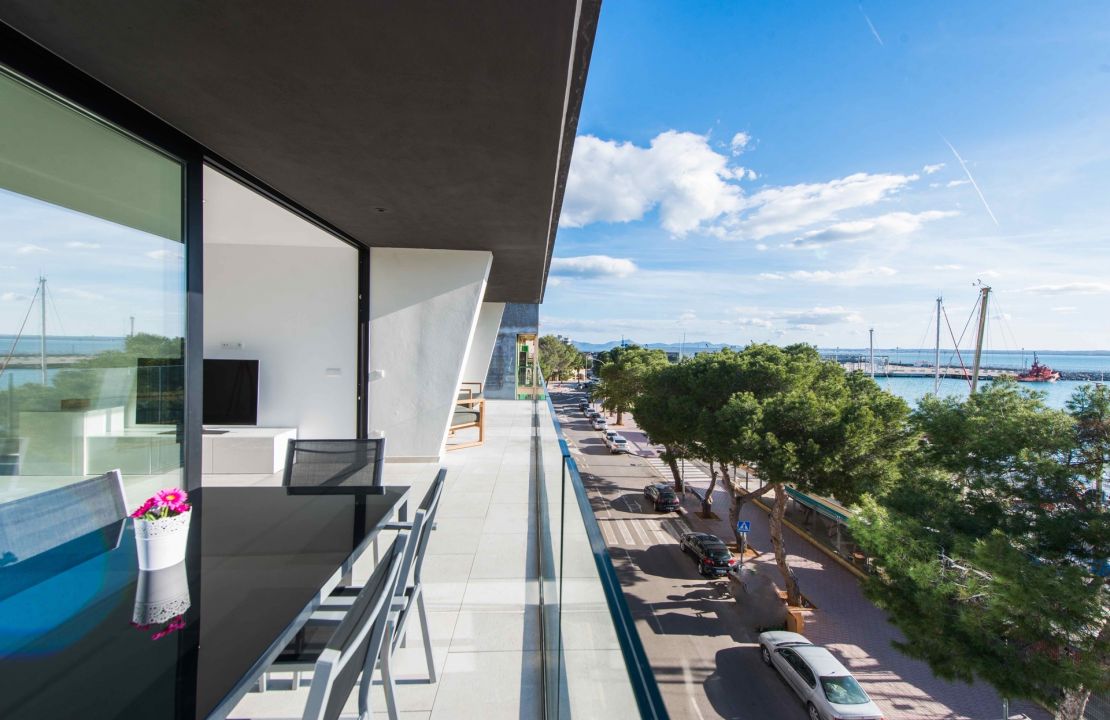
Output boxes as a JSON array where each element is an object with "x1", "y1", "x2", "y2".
[{"x1": 203, "y1": 359, "x2": 259, "y2": 425}]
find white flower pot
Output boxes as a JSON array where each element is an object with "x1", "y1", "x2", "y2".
[{"x1": 134, "y1": 511, "x2": 191, "y2": 571}]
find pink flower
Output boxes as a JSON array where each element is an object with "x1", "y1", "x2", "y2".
[
  {"x1": 154, "y1": 488, "x2": 188, "y2": 508},
  {"x1": 130, "y1": 499, "x2": 155, "y2": 519},
  {"x1": 167, "y1": 501, "x2": 191, "y2": 515}
]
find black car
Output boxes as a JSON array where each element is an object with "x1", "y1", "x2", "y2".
[
  {"x1": 680, "y1": 532, "x2": 737, "y2": 577},
  {"x1": 643, "y1": 483, "x2": 681, "y2": 512}
]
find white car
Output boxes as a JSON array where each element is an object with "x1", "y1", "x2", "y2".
[
  {"x1": 591, "y1": 416, "x2": 608, "y2": 431},
  {"x1": 757, "y1": 631, "x2": 885, "y2": 720},
  {"x1": 606, "y1": 434, "x2": 629, "y2": 453}
]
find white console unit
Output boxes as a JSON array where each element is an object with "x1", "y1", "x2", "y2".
[{"x1": 201, "y1": 427, "x2": 297, "y2": 475}]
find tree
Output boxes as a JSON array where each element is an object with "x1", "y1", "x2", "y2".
[
  {"x1": 592, "y1": 344, "x2": 668, "y2": 426},
  {"x1": 727, "y1": 345, "x2": 911, "y2": 605},
  {"x1": 852, "y1": 380, "x2": 1110, "y2": 719},
  {"x1": 537, "y1": 334, "x2": 584, "y2": 383},
  {"x1": 636, "y1": 360, "x2": 700, "y2": 495},
  {"x1": 1068, "y1": 383, "x2": 1110, "y2": 508}
]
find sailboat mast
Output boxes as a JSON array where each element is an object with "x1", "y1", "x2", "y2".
[
  {"x1": 869, "y1": 328, "x2": 875, "y2": 378},
  {"x1": 970, "y1": 285, "x2": 990, "y2": 394},
  {"x1": 934, "y1": 296, "x2": 942, "y2": 394},
  {"x1": 39, "y1": 275, "x2": 47, "y2": 385}
]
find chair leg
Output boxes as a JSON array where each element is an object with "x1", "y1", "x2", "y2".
[
  {"x1": 381, "y1": 622, "x2": 400, "y2": 720},
  {"x1": 417, "y1": 592, "x2": 437, "y2": 683},
  {"x1": 256, "y1": 673, "x2": 268, "y2": 693}
]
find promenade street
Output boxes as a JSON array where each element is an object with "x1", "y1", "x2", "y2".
[{"x1": 549, "y1": 383, "x2": 1048, "y2": 720}]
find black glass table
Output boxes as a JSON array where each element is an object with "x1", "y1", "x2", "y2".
[{"x1": 0, "y1": 485, "x2": 409, "y2": 720}]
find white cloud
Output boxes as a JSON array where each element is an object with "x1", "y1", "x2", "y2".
[
  {"x1": 933, "y1": 264, "x2": 963, "y2": 270},
  {"x1": 561, "y1": 131, "x2": 744, "y2": 235},
  {"x1": 65, "y1": 241, "x2": 101, "y2": 249},
  {"x1": 758, "y1": 272, "x2": 785, "y2": 280},
  {"x1": 775, "y1": 267, "x2": 898, "y2": 283},
  {"x1": 946, "y1": 179, "x2": 970, "y2": 188},
  {"x1": 1, "y1": 292, "x2": 28, "y2": 302},
  {"x1": 549, "y1": 255, "x2": 637, "y2": 278},
  {"x1": 1052, "y1": 306, "x2": 1077, "y2": 313},
  {"x1": 735, "y1": 173, "x2": 922, "y2": 240},
  {"x1": 1024, "y1": 282, "x2": 1110, "y2": 295},
  {"x1": 733, "y1": 317, "x2": 774, "y2": 328},
  {"x1": 774, "y1": 306, "x2": 864, "y2": 326},
  {"x1": 730, "y1": 132, "x2": 751, "y2": 156},
  {"x1": 678, "y1": 310, "x2": 698, "y2": 323},
  {"x1": 16, "y1": 244, "x2": 50, "y2": 255},
  {"x1": 923, "y1": 163, "x2": 946, "y2": 175},
  {"x1": 786, "y1": 210, "x2": 957, "y2": 249},
  {"x1": 977, "y1": 269, "x2": 1001, "y2": 278},
  {"x1": 59, "y1": 288, "x2": 104, "y2": 301},
  {"x1": 146, "y1": 249, "x2": 182, "y2": 261}
]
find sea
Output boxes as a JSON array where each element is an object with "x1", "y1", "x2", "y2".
[
  {"x1": 0, "y1": 335, "x2": 127, "y2": 388},
  {"x1": 825, "y1": 348, "x2": 1110, "y2": 410}
]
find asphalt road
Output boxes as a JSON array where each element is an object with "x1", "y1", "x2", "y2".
[{"x1": 549, "y1": 386, "x2": 808, "y2": 720}]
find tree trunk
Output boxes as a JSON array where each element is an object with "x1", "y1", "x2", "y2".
[
  {"x1": 1055, "y1": 687, "x2": 1090, "y2": 720},
  {"x1": 728, "y1": 468, "x2": 743, "y2": 554},
  {"x1": 663, "y1": 448, "x2": 684, "y2": 494},
  {"x1": 704, "y1": 461, "x2": 718, "y2": 517},
  {"x1": 616, "y1": 408, "x2": 624, "y2": 425},
  {"x1": 770, "y1": 484, "x2": 802, "y2": 606}
]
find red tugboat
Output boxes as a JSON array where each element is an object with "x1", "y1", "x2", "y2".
[{"x1": 1017, "y1": 353, "x2": 1061, "y2": 383}]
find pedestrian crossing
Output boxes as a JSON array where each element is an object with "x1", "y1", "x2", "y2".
[
  {"x1": 645, "y1": 457, "x2": 712, "y2": 485},
  {"x1": 598, "y1": 515, "x2": 692, "y2": 548},
  {"x1": 587, "y1": 483, "x2": 695, "y2": 548}
]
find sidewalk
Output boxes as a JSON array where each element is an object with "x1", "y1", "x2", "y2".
[{"x1": 602, "y1": 407, "x2": 1047, "y2": 720}]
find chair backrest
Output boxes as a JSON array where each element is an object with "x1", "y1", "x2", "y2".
[
  {"x1": 0, "y1": 469, "x2": 127, "y2": 564},
  {"x1": 410, "y1": 468, "x2": 446, "y2": 588},
  {"x1": 283, "y1": 439, "x2": 385, "y2": 489},
  {"x1": 302, "y1": 530, "x2": 409, "y2": 720}
]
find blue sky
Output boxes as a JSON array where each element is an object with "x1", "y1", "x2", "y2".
[{"x1": 542, "y1": 2, "x2": 1110, "y2": 350}]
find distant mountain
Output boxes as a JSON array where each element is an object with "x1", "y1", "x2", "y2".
[{"x1": 571, "y1": 340, "x2": 736, "y2": 354}]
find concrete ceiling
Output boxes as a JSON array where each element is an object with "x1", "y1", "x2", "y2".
[{"x1": 0, "y1": 1, "x2": 600, "y2": 302}]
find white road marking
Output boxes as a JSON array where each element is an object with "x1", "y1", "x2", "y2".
[{"x1": 681, "y1": 657, "x2": 708, "y2": 720}]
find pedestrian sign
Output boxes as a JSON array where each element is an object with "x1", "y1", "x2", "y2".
[{"x1": 736, "y1": 520, "x2": 751, "y2": 533}]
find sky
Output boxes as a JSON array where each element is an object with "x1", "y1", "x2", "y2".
[
  {"x1": 0, "y1": 189, "x2": 186, "y2": 340},
  {"x1": 541, "y1": 1, "x2": 1110, "y2": 350}
]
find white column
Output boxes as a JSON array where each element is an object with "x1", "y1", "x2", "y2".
[
  {"x1": 368, "y1": 248, "x2": 492, "y2": 461},
  {"x1": 460, "y1": 302, "x2": 505, "y2": 389}
]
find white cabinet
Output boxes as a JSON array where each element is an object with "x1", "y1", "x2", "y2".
[{"x1": 202, "y1": 427, "x2": 297, "y2": 474}]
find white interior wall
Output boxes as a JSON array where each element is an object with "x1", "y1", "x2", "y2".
[
  {"x1": 461, "y1": 302, "x2": 505, "y2": 389},
  {"x1": 203, "y1": 167, "x2": 357, "y2": 439},
  {"x1": 368, "y1": 248, "x2": 491, "y2": 461}
]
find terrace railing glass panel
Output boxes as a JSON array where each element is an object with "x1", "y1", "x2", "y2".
[{"x1": 533, "y1": 384, "x2": 669, "y2": 719}]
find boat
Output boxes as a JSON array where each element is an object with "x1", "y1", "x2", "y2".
[{"x1": 1016, "y1": 353, "x2": 1060, "y2": 383}]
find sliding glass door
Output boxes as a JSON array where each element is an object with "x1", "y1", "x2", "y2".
[{"x1": 0, "y1": 66, "x2": 186, "y2": 509}]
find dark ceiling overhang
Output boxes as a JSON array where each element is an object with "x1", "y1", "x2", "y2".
[{"x1": 0, "y1": 1, "x2": 600, "y2": 303}]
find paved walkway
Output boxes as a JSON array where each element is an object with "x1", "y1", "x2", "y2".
[{"x1": 604, "y1": 407, "x2": 1048, "y2": 720}]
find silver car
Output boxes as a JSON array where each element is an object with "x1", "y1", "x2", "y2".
[{"x1": 758, "y1": 631, "x2": 885, "y2": 720}]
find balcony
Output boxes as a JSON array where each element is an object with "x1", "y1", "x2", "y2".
[{"x1": 230, "y1": 394, "x2": 665, "y2": 719}]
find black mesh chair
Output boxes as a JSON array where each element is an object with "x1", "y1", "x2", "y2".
[
  {"x1": 269, "y1": 530, "x2": 409, "y2": 720},
  {"x1": 283, "y1": 439, "x2": 385, "y2": 490}
]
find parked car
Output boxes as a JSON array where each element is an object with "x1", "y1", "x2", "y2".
[
  {"x1": 643, "y1": 483, "x2": 680, "y2": 511},
  {"x1": 578, "y1": 400, "x2": 589, "y2": 412},
  {"x1": 757, "y1": 631, "x2": 885, "y2": 720},
  {"x1": 606, "y1": 434, "x2": 629, "y2": 453},
  {"x1": 680, "y1": 532, "x2": 736, "y2": 576},
  {"x1": 604, "y1": 429, "x2": 618, "y2": 442},
  {"x1": 591, "y1": 416, "x2": 608, "y2": 431}
]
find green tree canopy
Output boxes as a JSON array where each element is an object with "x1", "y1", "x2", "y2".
[
  {"x1": 852, "y1": 380, "x2": 1109, "y2": 718},
  {"x1": 593, "y1": 344, "x2": 669, "y2": 426},
  {"x1": 537, "y1": 334, "x2": 584, "y2": 383}
]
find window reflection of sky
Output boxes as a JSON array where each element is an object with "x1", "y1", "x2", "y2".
[{"x1": 0, "y1": 188, "x2": 185, "y2": 339}]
